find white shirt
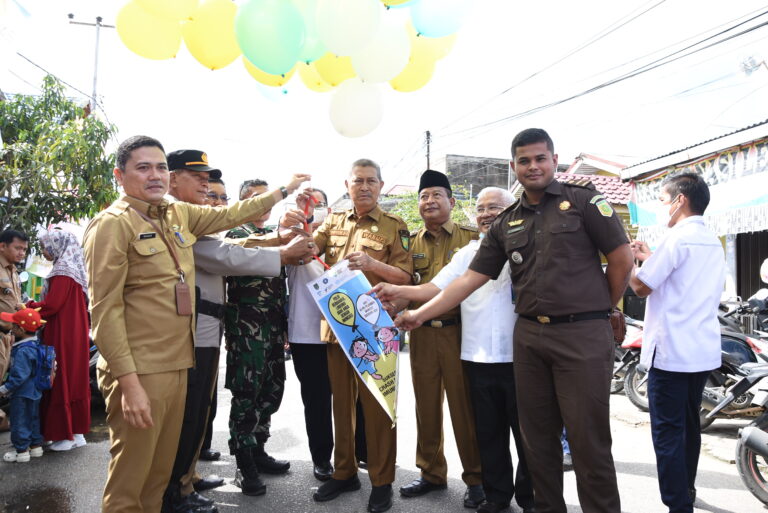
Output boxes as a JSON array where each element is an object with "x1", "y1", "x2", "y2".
[
  {"x1": 637, "y1": 216, "x2": 724, "y2": 372},
  {"x1": 431, "y1": 240, "x2": 516, "y2": 363},
  {"x1": 287, "y1": 260, "x2": 325, "y2": 344}
]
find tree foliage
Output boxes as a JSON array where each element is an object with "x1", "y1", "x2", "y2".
[
  {"x1": 0, "y1": 75, "x2": 118, "y2": 246},
  {"x1": 388, "y1": 185, "x2": 476, "y2": 230}
]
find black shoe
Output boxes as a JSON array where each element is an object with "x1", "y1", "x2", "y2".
[
  {"x1": 199, "y1": 449, "x2": 221, "y2": 461},
  {"x1": 476, "y1": 502, "x2": 510, "y2": 513},
  {"x1": 252, "y1": 445, "x2": 290, "y2": 475},
  {"x1": 234, "y1": 450, "x2": 266, "y2": 496},
  {"x1": 185, "y1": 493, "x2": 214, "y2": 507},
  {"x1": 399, "y1": 477, "x2": 447, "y2": 497},
  {"x1": 368, "y1": 484, "x2": 393, "y2": 513},
  {"x1": 522, "y1": 507, "x2": 537, "y2": 513},
  {"x1": 313, "y1": 475, "x2": 362, "y2": 502},
  {"x1": 193, "y1": 476, "x2": 224, "y2": 493},
  {"x1": 464, "y1": 485, "x2": 485, "y2": 509},
  {"x1": 358, "y1": 459, "x2": 368, "y2": 469},
  {"x1": 562, "y1": 453, "x2": 573, "y2": 472},
  {"x1": 165, "y1": 490, "x2": 218, "y2": 513},
  {"x1": 313, "y1": 461, "x2": 334, "y2": 482},
  {"x1": 234, "y1": 468, "x2": 266, "y2": 496}
]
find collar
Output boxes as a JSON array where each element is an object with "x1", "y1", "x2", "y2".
[
  {"x1": 671, "y1": 215, "x2": 705, "y2": 229},
  {"x1": 520, "y1": 179, "x2": 561, "y2": 209},
  {"x1": 425, "y1": 219, "x2": 455, "y2": 238},
  {"x1": 0, "y1": 253, "x2": 13, "y2": 270},
  {"x1": 121, "y1": 195, "x2": 170, "y2": 219},
  {"x1": 12, "y1": 335, "x2": 36, "y2": 347},
  {"x1": 347, "y1": 205, "x2": 382, "y2": 222}
]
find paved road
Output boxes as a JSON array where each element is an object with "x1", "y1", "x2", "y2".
[{"x1": 1, "y1": 349, "x2": 765, "y2": 512}]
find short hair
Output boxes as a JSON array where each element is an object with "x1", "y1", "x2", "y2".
[
  {"x1": 477, "y1": 186, "x2": 514, "y2": 206},
  {"x1": 116, "y1": 135, "x2": 165, "y2": 171},
  {"x1": 208, "y1": 178, "x2": 224, "y2": 185},
  {"x1": 312, "y1": 188, "x2": 329, "y2": 204},
  {"x1": 0, "y1": 229, "x2": 28, "y2": 245},
  {"x1": 510, "y1": 128, "x2": 554, "y2": 157},
  {"x1": 351, "y1": 158, "x2": 382, "y2": 181},
  {"x1": 662, "y1": 172, "x2": 710, "y2": 215},
  {"x1": 239, "y1": 179, "x2": 268, "y2": 200}
]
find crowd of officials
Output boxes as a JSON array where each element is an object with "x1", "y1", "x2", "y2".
[{"x1": 0, "y1": 127, "x2": 725, "y2": 513}]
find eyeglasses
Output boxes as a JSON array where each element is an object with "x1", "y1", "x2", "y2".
[
  {"x1": 475, "y1": 205, "x2": 505, "y2": 215},
  {"x1": 207, "y1": 192, "x2": 229, "y2": 202}
]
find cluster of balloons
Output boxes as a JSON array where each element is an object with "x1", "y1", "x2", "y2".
[{"x1": 116, "y1": 0, "x2": 471, "y2": 137}]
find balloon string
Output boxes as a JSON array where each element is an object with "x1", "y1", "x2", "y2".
[{"x1": 303, "y1": 193, "x2": 331, "y2": 270}]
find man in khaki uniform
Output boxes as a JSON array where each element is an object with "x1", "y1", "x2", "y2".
[
  {"x1": 399, "y1": 170, "x2": 483, "y2": 508},
  {"x1": 83, "y1": 135, "x2": 311, "y2": 513},
  {"x1": 0, "y1": 230, "x2": 28, "y2": 380},
  {"x1": 311, "y1": 159, "x2": 412, "y2": 513}
]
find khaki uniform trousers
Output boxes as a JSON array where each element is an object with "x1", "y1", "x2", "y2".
[
  {"x1": 99, "y1": 369, "x2": 187, "y2": 513},
  {"x1": 327, "y1": 343, "x2": 396, "y2": 486},
  {"x1": 409, "y1": 325, "x2": 482, "y2": 486},
  {"x1": 514, "y1": 317, "x2": 620, "y2": 513}
]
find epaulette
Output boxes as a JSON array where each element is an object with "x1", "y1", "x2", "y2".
[
  {"x1": 104, "y1": 200, "x2": 130, "y2": 217},
  {"x1": 458, "y1": 223, "x2": 478, "y2": 233},
  {"x1": 410, "y1": 229, "x2": 420, "y2": 238},
  {"x1": 382, "y1": 210, "x2": 407, "y2": 224},
  {"x1": 332, "y1": 208, "x2": 347, "y2": 215},
  {"x1": 562, "y1": 179, "x2": 595, "y2": 190}
]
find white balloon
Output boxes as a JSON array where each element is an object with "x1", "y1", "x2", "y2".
[
  {"x1": 329, "y1": 78, "x2": 382, "y2": 138},
  {"x1": 356, "y1": 294, "x2": 381, "y2": 325},
  {"x1": 351, "y1": 21, "x2": 410, "y2": 83},
  {"x1": 316, "y1": 0, "x2": 381, "y2": 56}
]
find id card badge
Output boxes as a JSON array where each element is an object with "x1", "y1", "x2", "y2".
[{"x1": 175, "y1": 281, "x2": 193, "y2": 316}]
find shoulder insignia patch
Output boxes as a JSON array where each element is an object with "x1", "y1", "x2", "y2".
[
  {"x1": 589, "y1": 194, "x2": 605, "y2": 204},
  {"x1": 595, "y1": 198, "x2": 614, "y2": 217},
  {"x1": 399, "y1": 229, "x2": 410, "y2": 252},
  {"x1": 508, "y1": 219, "x2": 524, "y2": 227}
]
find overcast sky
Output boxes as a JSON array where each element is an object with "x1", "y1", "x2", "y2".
[{"x1": 2, "y1": 0, "x2": 768, "y2": 205}]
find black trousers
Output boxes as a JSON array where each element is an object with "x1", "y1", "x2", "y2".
[
  {"x1": 464, "y1": 361, "x2": 534, "y2": 508},
  {"x1": 168, "y1": 347, "x2": 220, "y2": 490},
  {"x1": 648, "y1": 368, "x2": 709, "y2": 513},
  {"x1": 200, "y1": 376, "x2": 217, "y2": 452},
  {"x1": 290, "y1": 342, "x2": 366, "y2": 465}
]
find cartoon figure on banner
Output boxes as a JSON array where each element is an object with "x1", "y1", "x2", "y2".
[
  {"x1": 374, "y1": 326, "x2": 399, "y2": 355},
  {"x1": 349, "y1": 336, "x2": 382, "y2": 380}
]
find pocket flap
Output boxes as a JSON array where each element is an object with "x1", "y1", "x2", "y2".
[
  {"x1": 550, "y1": 217, "x2": 581, "y2": 233},
  {"x1": 131, "y1": 239, "x2": 168, "y2": 256},
  {"x1": 360, "y1": 238, "x2": 384, "y2": 252}
]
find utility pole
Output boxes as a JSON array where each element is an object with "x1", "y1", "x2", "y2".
[
  {"x1": 425, "y1": 130, "x2": 431, "y2": 170},
  {"x1": 68, "y1": 14, "x2": 114, "y2": 113}
]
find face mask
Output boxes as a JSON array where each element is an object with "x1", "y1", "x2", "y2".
[
  {"x1": 313, "y1": 207, "x2": 329, "y2": 225},
  {"x1": 655, "y1": 194, "x2": 681, "y2": 227}
]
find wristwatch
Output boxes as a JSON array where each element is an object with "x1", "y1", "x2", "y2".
[{"x1": 279, "y1": 186, "x2": 289, "y2": 199}]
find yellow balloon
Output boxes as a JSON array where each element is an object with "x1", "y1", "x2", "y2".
[
  {"x1": 137, "y1": 0, "x2": 198, "y2": 21},
  {"x1": 381, "y1": 0, "x2": 413, "y2": 5},
  {"x1": 389, "y1": 45, "x2": 436, "y2": 92},
  {"x1": 182, "y1": 0, "x2": 240, "y2": 70},
  {"x1": 329, "y1": 293, "x2": 356, "y2": 327},
  {"x1": 298, "y1": 62, "x2": 334, "y2": 92},
  {"x1": 314, "y1": 53, "x2": 356, "y2": 87},
  {"x1": 117, "y1": 1, "x2": 182, "y2": 60},
  {"x1": 243, "y1": 57, "x2": 295, "y2": 87},
  {"x1": 407, "y1": 21, "x2": 456, "y2": 61}
]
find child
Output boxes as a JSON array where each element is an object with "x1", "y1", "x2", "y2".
[{"x1": 0, "y1": 307, "x2": 47, "y2": 463}]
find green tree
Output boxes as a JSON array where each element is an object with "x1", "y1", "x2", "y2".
[
  {"x1": 0, "y1": 75, "x2": 118, "y2": 245},
  {"x1": 388, "y1": 185, "x2": 476, "y2": 230}
]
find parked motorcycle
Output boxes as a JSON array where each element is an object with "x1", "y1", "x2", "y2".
[
  {"x1": 707, "y1": 362, "x2": 768, "y2": 506},
  {"x1": 611, "y1": 316, "x2": 643, "y2": 394}
]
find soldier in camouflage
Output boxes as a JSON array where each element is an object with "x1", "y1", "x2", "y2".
[{"x1": 225, "y1": 179, "x2": 290, "y2": 497}]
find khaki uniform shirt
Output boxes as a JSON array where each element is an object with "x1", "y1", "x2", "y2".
[
  {"x1": 314, "y1": 205, "x2": 412, "y2": 342},
  {"x1": 83, "y1": 193, "x2": 277, "y2": 378},
  {"x1": 410, "y1": 220, "x2": 478, "y2": 319},
  {"x1": 470, "y1": 180, "x2": 628, "y2": 317},
  {"x1": 0, "y1": 254, "x2": 21, "y2": 331}
]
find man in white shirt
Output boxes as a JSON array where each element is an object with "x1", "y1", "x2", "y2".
[
  {"x1": 372, "y1": 187, "x2": 534, "y2": 513},
  {"x1": 629, "y1": 172, "x2": 724, "y2": 513}
]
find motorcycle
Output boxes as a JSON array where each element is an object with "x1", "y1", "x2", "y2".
[
  {"x1": 611, "y1": 315, "x2": 643, "y2": 394},
  {"x1": 707, "y1": 362, "x2": 768, "y2": 506}
]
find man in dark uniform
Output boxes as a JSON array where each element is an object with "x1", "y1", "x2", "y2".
[
  {"x1": 399, "y1": 170, "x2": 484, "y2": 509},
  {"x1": 395, "y1": 128, "x2": 633, "y2": 513}
]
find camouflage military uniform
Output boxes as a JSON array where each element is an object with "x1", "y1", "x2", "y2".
[{"x1": 224, "y1": 223, "x2": 287, "y2": 454}]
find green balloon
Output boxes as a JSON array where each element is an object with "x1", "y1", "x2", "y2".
[
  {"x1": 293, "y1": 0, "x2": 326, "y2": 63},
  {"x1": 235, "y1": 0, "x2": 305, "y2": 76}
]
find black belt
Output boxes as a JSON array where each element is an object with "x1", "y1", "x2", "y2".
[
  {"x1": 198, "y1": 299, "x2": 226, "y2": 320},
  {"x1": 421, "y1": 317, "x2": 460, "y2": 328},
  {"x1": 520, "y1": 311, "x2": 610, "y2": 325}
]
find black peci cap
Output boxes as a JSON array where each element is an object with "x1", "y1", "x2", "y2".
[
  {"x1": 167, "y1": 149, "x2": 222, "y2": 179},
  {"x1": 418, "y1": 169, "x2": 451, "y2": 193}
]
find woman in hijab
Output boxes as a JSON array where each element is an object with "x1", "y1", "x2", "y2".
[{"x1": 27, "y1": 229, "x2": 91, "y2": 451}]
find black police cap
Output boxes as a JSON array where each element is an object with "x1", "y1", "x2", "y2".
[
  {"x1": 167, "y1": 149, "x2": 222, "y2": 179},
  {"x1": 418, "y1": 169, "x2": 452, "y2": 193}
]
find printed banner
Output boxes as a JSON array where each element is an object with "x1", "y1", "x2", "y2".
[{"x1": 307, "y1": 260, "x2": 400, "y2": 424}]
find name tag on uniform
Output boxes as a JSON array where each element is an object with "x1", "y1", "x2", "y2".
[
  {"x1": 330, "y1": 229, "x2": 349, "y2": 237},
  {"x1": 139, "y1": 232, "x2": 157, "y2": 240},
  {"x1": 361, "y1": 231, "x2": 387, "y2": 245},
  {"x1": 412, "y1": 253, "x2": 426, "y2": 259},
  {"x1": 507, "y1": 226, "x2": 525, "y2": 235}
]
